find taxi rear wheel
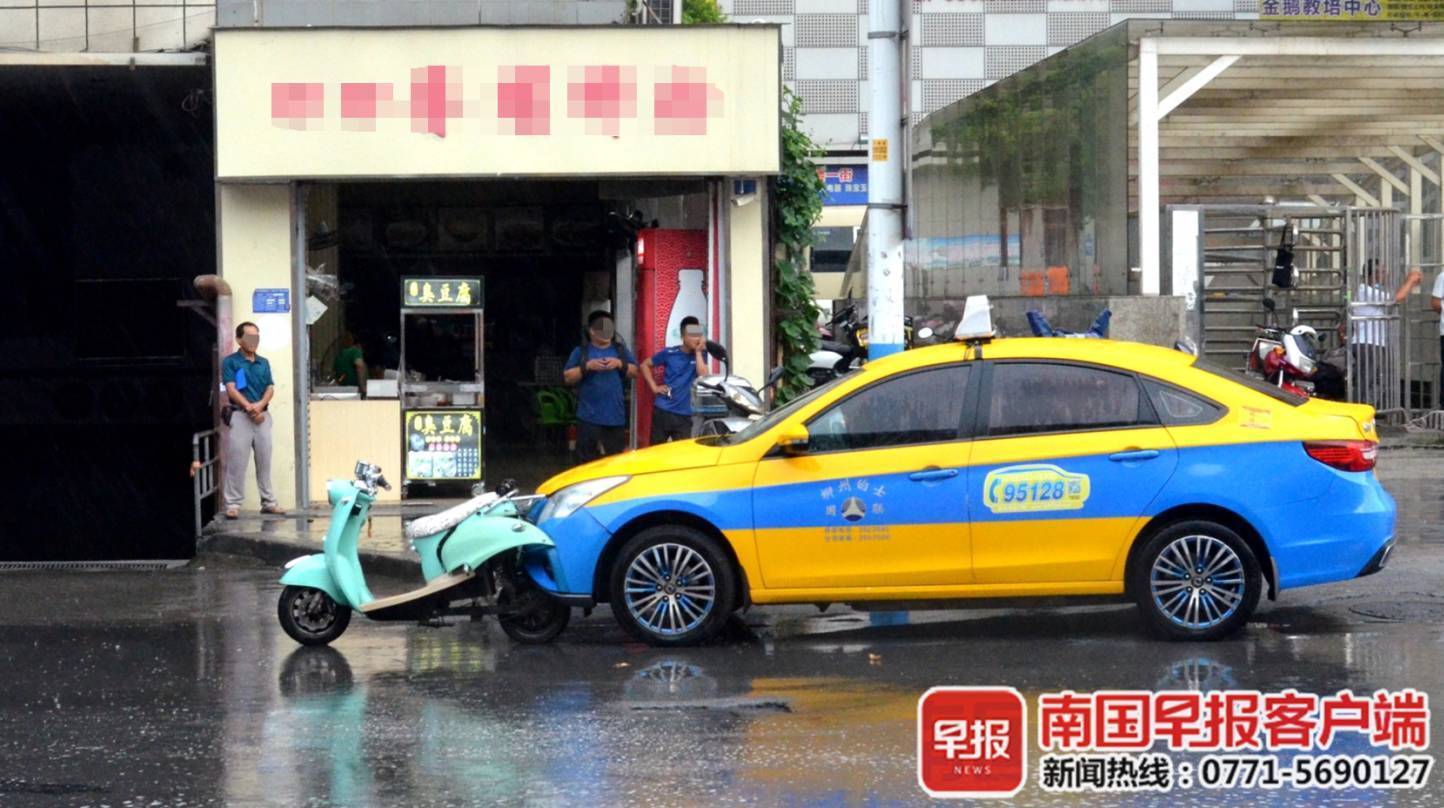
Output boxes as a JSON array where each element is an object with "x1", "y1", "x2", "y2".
[
  {"x1": 1131, "y1": 520, "x2": 1262, "y2": 641},
  {"x1": 609, "y1": 526, "x2": 737, "y2": 647}
]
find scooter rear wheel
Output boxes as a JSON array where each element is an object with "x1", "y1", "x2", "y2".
[{"x1": 278, "y1": 585, "x2": 352, "y2": 646}]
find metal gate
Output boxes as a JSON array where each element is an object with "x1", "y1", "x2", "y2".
[
  {"x1": 192, "y1": 429, "x2": 220, "y2": 537},
  {"x1": 1172, "y1": 204, "x2": 1349, "y2": 368},
  {"x1": 1344, "y1": 209, "x2": 1408, "y2": 420},
  {"x1": 1403, "y1": 212, "x2": 1444, "y2": 427},
  {"x1": 1169, "y1": 204, "x2": 1427, "y2": 421}
]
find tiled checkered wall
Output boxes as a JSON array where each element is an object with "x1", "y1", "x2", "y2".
[{"x1": 721, "y1": 0, "x2": 1258, "y2": 150}]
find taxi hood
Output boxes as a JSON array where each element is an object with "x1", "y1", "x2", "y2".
[{"x1": 537, "y1": 438, "x2": 723, "y2": 495}]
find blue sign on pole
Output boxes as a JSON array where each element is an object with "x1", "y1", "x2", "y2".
[
  {"x1": 817, "y1": 164, "x2": 869, "y2": 206},
  {"x1": 253, "y1": 288, "x2": 291, "y2": 313}
]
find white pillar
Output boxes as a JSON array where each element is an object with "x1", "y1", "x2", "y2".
[
  {"x1": 866, "y1": 0, "x2": 905, "y2": 358},
  {"x1": 1139, "y1": 38, "x2": 1161, "y2": 296}
]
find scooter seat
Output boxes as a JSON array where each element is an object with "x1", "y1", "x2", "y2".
[{"x1": 405, "y1": 491, "x2": 498, "y2": 540}]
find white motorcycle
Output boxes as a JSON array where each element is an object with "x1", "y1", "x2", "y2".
[{"x1": 691, "y1": 341, "x2": 784, "y2": 437}]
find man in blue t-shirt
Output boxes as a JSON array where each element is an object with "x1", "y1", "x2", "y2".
[
  {"x1": 641, "y1": 316, "x2": 709, "y2": 444},
  {"x1": 563, "y1": 311, "x2": 639, "y2": 463},
  {"x1": 221, "y1": 321, "x2": 282, "y2": 518}
]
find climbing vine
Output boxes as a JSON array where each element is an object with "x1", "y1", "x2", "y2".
[
  {"x1": 772, "y1": 88, "x2": 825, "y2": 403},
  {"x1": 682, "y1": 0, "x2": 727, "y2": 24}
]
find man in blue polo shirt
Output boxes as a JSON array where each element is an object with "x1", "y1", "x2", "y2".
[
  {"x1": 564, "y1": 311, "x2": 639, "y2": 463},
  {"x1": 641, "y1": 316, "x2": 709, "y2": 444},
  {"x1": 221, "y1": 321, "x2": 282, "y2": 518}
]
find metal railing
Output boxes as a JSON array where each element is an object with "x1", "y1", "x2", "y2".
[
  {"x1": 0, "y1": 2, "x2": 213, "y2": 53},
  {"x1": 1344, "y1": 208, "x2": 1409, "y2": 420},
  {"x1": 192, "y1": 428, "x2": 220, "y2": 538},
  {"x1": 1402, "y1": 213, "x2": 1444, "y2": 429}
]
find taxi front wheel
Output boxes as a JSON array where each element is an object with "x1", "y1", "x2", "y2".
[
  {"x1": 1131, "y1": 520, "x2": 1262, "y2": 641},
  {"x1": 609, "y1": 526, "x2": 738, "y2": 647}
]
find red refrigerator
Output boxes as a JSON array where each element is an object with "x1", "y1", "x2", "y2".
[{"x1": 634, "y1": 228, "x2": 711, "y2": 447}]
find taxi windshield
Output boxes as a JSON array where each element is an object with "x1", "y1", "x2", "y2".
[{"x1": 720, "y1": 371, "x2": 854, "y2": 445}]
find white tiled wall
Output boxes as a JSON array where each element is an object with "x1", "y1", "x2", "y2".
[{"x1": 720, "y1": 0, "x2": 1258, "y2": 149}]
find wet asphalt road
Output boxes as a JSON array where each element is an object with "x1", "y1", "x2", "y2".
[{"x1": 1, "y1": 451, "x2": 1442, "y2": 807}]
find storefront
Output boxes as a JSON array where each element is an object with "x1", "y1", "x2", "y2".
[{"x1": 212, "y1": 25, "x2": 780, "y2": 506}]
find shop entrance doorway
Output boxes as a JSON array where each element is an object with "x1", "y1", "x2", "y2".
[{"x1": 305, "y1": 181, "x2": 625, "y2": 492}]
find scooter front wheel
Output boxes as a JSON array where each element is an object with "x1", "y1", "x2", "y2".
[
  {"x1": 498, "y1": 587, "x2": 570, "y2": 645},
  {"x1": 278, "y1": 585, "x2": 352, "y2": 646}
]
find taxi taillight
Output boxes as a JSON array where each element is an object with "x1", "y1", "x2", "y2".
[{"x1": 1304, "y1": 440, "x2": 1377, "y2": 472}]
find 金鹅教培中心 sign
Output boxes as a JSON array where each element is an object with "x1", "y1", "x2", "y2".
[{"x1": 1260, "y1": 0, "x2": 1444, "y2": 19}]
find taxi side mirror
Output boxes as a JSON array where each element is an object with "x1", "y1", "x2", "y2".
[{"x1": 775, "y1": 425, "x2": 810, "y2": 456}]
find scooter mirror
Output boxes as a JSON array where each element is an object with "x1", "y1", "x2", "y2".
[
  {"x1": 706, "y1": 340, "x2": 729, "y2": 363},
  {"x1": 764, "y1": 366, "x2": 785, "y2": 389},
  {"x1": 1262, "y1": 296, "x2": 1277, "y2": 312}
]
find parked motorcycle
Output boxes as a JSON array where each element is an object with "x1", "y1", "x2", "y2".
[
  {"x1": 1246, "y1": 296, "x2": 1331, "y2": 398},
  {"x1": 808, "y1": 304, "x2": 864, "y2": 386},
  {"x1": 692, "y1": 341, "x2": 783, "y2": 436},
  {"x1": 806, "y1": 304, "x2": 915, "y2": 386},
  {"x1": 276, "y1": 462, "x2": 569, "y2": 646}
]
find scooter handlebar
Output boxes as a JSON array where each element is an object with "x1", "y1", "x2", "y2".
[{"x1": 376, "y1": 475, "x2": 391, "y2": 491}]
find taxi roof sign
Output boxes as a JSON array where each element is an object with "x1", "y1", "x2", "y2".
[{"x1": 955, "y1": 295, "x2": 995, "y2": 342}]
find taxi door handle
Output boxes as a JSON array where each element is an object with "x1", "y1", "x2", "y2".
[
  {"x1": 909, "y1": 468, "x2": 958, "y2": 482},
  {"x1": 1109, "y1": 449, "x2": 1159, "y2": 462}
]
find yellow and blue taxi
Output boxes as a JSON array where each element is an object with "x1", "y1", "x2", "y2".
[{"x1": 525, "y1": 331, "x2": 1394, "y2": 646}]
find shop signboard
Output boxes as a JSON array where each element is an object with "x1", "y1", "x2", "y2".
[
  {"x1": 403, "y1": 408, "x2": 483, "y2": 481},
  {"x1": 402, "y1": 277, "x2": 482, "y2": 308},
  {"x1": 252, "y1": 288, "x2": 291, "y2": 313},
  {"x1": 1260, "y1": 0, "x2": 1444, "y2": 18},
  {"x1": 214, "y1": 26, "x2": 781, "y2": 180},
  {"x1": 818, "y1": 165, "x2": 868, "y2": 206}
]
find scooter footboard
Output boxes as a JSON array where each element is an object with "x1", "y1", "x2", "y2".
[
  {"x1": 439, "y1": 516, "x2": 556, "y2": 575},
  {"x1": 279, "y1": 554, "x2": 345, "y2": 605}
]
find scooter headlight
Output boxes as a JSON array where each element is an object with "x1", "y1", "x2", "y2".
[
  {"x1": 537, "y1": 476, "x2": 630, "y2": 523},
  {"x1": 723, "y1": 383, "x2": 765, "y2": 416}
]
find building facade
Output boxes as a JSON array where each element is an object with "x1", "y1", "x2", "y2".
[
  {"x1": 213, "y1": 23, "x2": 781, "y2": 508},
  {"x1": 721, "y1": 0, "x2": 1260, "y2": 154}
]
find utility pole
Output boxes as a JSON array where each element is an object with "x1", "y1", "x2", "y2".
[{"x1": 866, "y1": 0, "x2": 905, "y2": 359}]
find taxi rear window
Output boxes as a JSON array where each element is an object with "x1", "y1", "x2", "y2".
[{"x1": 1191, "y1": 358, "x2": 1307, "y2": 407}]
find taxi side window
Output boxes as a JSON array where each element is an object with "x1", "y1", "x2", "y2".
[
  {"x1": 807, "y1": 364, "x2": 971, "y2": 452},
  {"x1": 1140, "y1": 378, "x2": 1225, "y2": 426},
  {"x1": 986, "y1": 362, "x2": 1143, "y2": 437}
]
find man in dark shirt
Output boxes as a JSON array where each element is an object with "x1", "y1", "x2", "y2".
[
  {"x1": 222, "y1": 321, "x2": 282, "y2": 518},
  {"x1": 563, "y1": 311, "x2": 638, "y2": 463},
  {"x1": 641, "y1": 316, "x2": 709, "y2": 443}
]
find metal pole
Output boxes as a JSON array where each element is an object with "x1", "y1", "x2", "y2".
[
  {"x1": 866, "y1": 0, "x2": 905, "y2": 359},
  {"x1": 1139, "y1": 38, "x2": 1161, "y2": 296}
]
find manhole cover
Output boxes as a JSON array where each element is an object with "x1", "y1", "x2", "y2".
[{"x1": 1348, "y1": 601, "x2": 1444, "y2": 623}]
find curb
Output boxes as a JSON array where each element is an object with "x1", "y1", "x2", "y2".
[{"x1": 197, "y1": 531, "x2": 420, "y2": 580}]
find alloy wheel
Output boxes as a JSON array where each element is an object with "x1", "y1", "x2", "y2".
[
  {"x1": 1149, "y1": 534, "x2": 1247, "y2": 630},
  {"x1": 623, "y1": 542, "x2": 717, "y2": 637}
]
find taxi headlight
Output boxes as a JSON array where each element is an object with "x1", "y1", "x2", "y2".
[{"x1": 537, "y1": 476, "x2": 629, "y2": 523}]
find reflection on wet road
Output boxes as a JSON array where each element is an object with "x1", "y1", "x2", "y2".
[
  {"x1": 0, "y1": 452, "x2": 1439, "y2": 806},
  {"x1": 0, "y1": 564, "x2": 1440, "y2": 807}
]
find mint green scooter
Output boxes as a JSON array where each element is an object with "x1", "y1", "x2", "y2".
[{"x1": 277, "y1": 461, "x2": 569, "y2": 646}]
